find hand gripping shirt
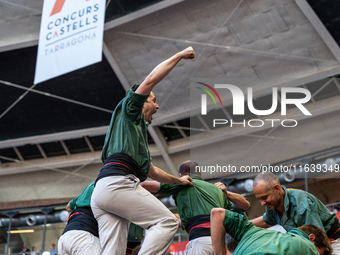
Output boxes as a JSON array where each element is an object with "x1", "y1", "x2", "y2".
[
  {"x1": 157, "y1": 174, "x2": 231, "y2": 230},
  {"x1": 263, "y1": 185, "x2": 338, "y2": 238},
  {"x1": 100, "y1": 85, "x2": 151, "y2": 182},
  {"x1": 223, "y1": 209, "x2": 319, "y2": 255}
]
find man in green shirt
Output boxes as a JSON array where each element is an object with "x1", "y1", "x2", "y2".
[
  {"x1": 211, "y1": 208, "x2": 332, "y2": 255},
  {"x1": 59, "y1": 181, "x2": 100, "y2": 255},
  {"x1": 60, "y1": 181, "x2": 145, "y2": 255},
  {"x1": 141, "y1": 160, "x2": 250, "y2": 255},
  {"x1": 91, "y1": 47, "x2": 196, "y2": 255},
  {"x1": 250, "y1": 172, "x2": 340, "y2": 253}
]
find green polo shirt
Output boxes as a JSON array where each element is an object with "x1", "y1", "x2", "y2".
[
  {"x1": 69, "y1": 181, "x2": 95, "y2": 210},
  {"x1": 157, "y1": 174, "x2": 231, "y2": 229},
  {"x1": 224, "y1": 209, "x2": 319, "y2": 255},
  {"x1": 101, "y1": 85, "x2": 151, "y2": 181},
  {"x1": 127, "y1": 222, "x2": 144, "y2": 243},
  {"x1": 263, "y1": 186, "x2": 336, "y2": 235}
]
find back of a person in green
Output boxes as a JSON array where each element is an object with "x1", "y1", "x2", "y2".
[
  {"x1": 158, "y1": 174, "x2": 231, "y2": 227},
  {"x1": 58, "y1": 181, "x2": 100, "y2": 255},
  {"x1": 211, "y1": 208, "x2": 332, "y2": 255},
  {"x1": 141, "y1": 161, "x2": 251, "y2": 255},
  {"x1": 60, "y1": 181, "x2": 144, "y2": 255}
]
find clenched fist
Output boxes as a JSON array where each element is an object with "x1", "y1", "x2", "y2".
[{"x1": 180, "y1": 46, "x2": 195, "y2": 59}]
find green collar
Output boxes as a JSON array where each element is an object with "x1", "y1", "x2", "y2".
[
  {"x1": 287, "y1": 228, "x2": 311, "y2": 242},
  {"x1": 190, "y1": 174, "x2": 203, "y2": 180},
  {"x1": 282, "y1": 185, "x2": 290, "y2": 212}
]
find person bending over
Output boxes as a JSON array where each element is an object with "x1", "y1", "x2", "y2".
[
  {"x1": 211, "y1": 208, "x2": 332, "y2": 255},
  {"x1": 141, "y1": 160, "x2": 250, "y2": 255},
  {"x1": 250, "y1": 172, "x2": 340, "y2": 253}
]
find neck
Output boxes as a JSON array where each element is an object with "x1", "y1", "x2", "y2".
[{"x1": 276, "y1": 188, "x2": 286, "y2": 216}]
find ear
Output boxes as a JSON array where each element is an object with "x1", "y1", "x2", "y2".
[
  {"x1": 273, "y1": 184, "x2": 281, "y2": 193},
  {"x1": 308, "y1": 233, "x2": 316, "y2": 242},
  {"x1": 179, "y1": 173, "x2": 183, "y2": 177}
]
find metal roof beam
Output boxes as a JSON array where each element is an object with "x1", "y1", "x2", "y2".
[
  {"x1": 173, "y1": 121, "x2": 187, "y2": 138},
  {"x1": 36, "y1": 144, "x2": 47, "y2": 159},
  {"x1": 148, "y1": 126, "x2": 177, "y2": 176},
  {"x1": 104, "y1": 0, "x2": 184, "y2": 31},
  {"x1": 13, "y1": 147, "x2": 24, "y2": 162},
  {"x1": 295, "y1": 0, "x2": 340, "y2": 63},
  {"x1": 0, "y1": 126, "x2": 108, "y2": 150},
  {"x1": 84, "y1": 136, "x2": 95, "y2": 153},
  {"x1": 102, "y1": 42, "x2": 131, "y2": 91},
  {"x1": 60, "y1": 141, "x2": 71, "y2": 156}
]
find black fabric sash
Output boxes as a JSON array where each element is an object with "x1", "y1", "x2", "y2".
[
  {"x1": 186, "y1": 214, "x2": 211, "y2": 241},
  {"x1": 95, "y1": 153, "x2": 142, "y2": 185}
]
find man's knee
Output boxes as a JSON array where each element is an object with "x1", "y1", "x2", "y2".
[
  {"x1": 169, "y1": 213, "x2": 179, "y2": 230},
  {"x1": 152, "y1": 213, "x2": 178, "y2": 237},
  {"x1": 159, "y1": 213, "x2": 178, "y2": 235},
  {"x1": 157, "y1": 212, "x2": 178, "y2": 226}
]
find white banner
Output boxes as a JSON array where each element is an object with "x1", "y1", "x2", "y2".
[{"x1": 34, "y1": 0, "x2": 106, "y2": 84}]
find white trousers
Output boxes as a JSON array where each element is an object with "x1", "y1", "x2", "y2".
[
  {"x1": 185, "y1": 236, "x2": 214, "y2": 255},
  {"x1": 91, "y1": 175, "x2": 178, "y2": 255},
  {"x1": 332, "y1": 238, "x2": 340, "y2": 254},
  {"x1": 58, "y1": 230, "x2": 100, "y2": 255}
]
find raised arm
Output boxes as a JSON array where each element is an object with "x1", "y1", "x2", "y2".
[
  {"x1": 215, "y1": 182, "x2": 251, "y2": 211},
  {"x1": 135, "y1": 46, "x2": 195, "y2": 96},
  {"x1": 148, "y1": 162, "x2": 193, "y2": 186},
  {"x1": 211, "y1": 208, "x2": 254, "y2": 255}
]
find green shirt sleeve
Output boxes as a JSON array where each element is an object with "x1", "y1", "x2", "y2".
[
  {"x1": 230, "y1": 202, "x2": 247, "y2": 219},
  {"x1": 123, "y1": 88, "x2": 149, "y2": 121},
  {"x1": 69, "y1": 197, "x2": 77, "y2": 211},
  {"x1": 298, "y1": 195, "x2": 324, "y2": 229},
  {"x1": 223, "y1": 209, "x2": 254, "y2": 243},
  {"x1": 157, "y1": 183, "x2": 185, "y2": 196},
  {"x1": 263, "y1": 211, "x2": 277, "y2": 226}
]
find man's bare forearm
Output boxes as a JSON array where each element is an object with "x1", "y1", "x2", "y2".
[
  {"x1": 148, "y1": 163, "x2": 193, "y2": 186},
  {"x1": 226, "y1": 191, "x2": 251, "y2": 211},
  {"x1": 136, "y1": 47, "x2": 195, "y2": 96},
  {"x1": 215, "y1": 182, "x2": 251, "y2": 211},
  {"x1": 148, "y1": 165, "x2": 181, "y2": 184},
  {"x1": 250, "y1": 216, "x2": 273, "y2": 228},
  {"x1": 140, "y1": 180, "x2": 161, "y2": 194}
]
